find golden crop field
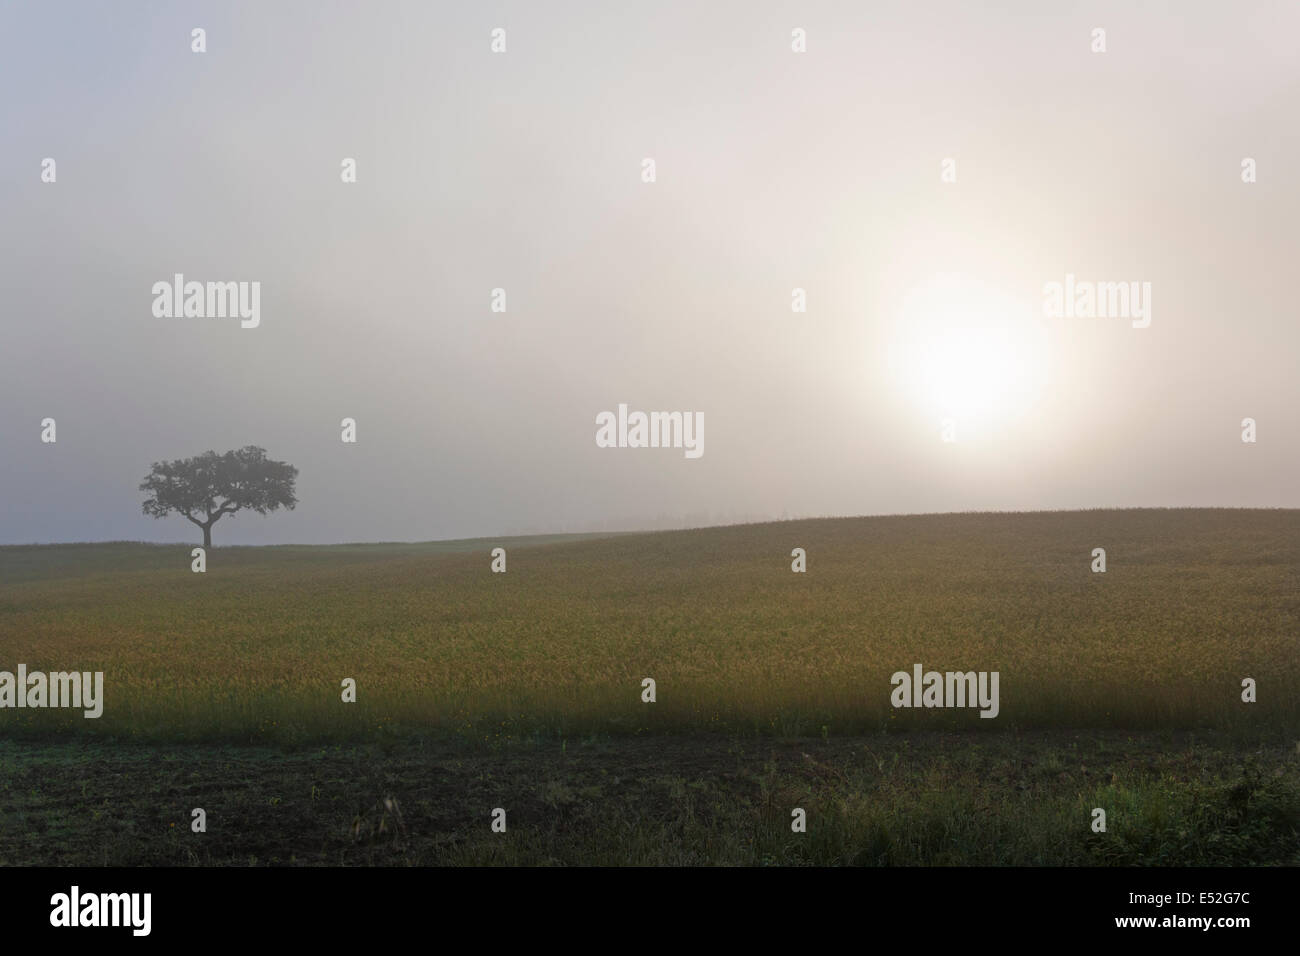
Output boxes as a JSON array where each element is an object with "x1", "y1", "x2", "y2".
[{"x1": 2, "y1": 508, "x2": 1296, "y2": 744}]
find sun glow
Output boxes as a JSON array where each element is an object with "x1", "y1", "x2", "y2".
[{"x1": 886, "y1": 273, "x2": 1052, "y2": 429}]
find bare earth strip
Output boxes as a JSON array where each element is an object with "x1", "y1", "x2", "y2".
[{"x1": 2, "y1": 731, "x2": 1296, "y2": 866}]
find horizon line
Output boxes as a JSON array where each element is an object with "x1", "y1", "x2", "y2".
[{"x1": 3, "y1": 504, "x2": 1297, "y2": 549}]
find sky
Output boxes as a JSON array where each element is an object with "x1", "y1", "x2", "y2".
[{"x1": 1, "y1": 1, "x2": 1297, "y2": 545}]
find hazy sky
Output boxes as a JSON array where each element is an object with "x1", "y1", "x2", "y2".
[{"x1": 2, "y1": 1, "x2": 1297, "y2": 545}]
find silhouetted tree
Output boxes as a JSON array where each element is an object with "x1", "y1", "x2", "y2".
[{"x1": 140, "y1": 446, "x2": 297, "y2": 548}]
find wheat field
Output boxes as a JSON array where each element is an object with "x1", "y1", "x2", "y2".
[{"x1": 2, "y1": 509, "x2": 1296, "y2": 744}]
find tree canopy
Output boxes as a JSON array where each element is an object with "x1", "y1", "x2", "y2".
[{"x1": 140, "y1": 446, "x2": 297, "y2": 547}]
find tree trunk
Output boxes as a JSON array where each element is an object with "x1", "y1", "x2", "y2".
[{"x1": 202, "y1": 522, "x2": 213, "y2": 550}]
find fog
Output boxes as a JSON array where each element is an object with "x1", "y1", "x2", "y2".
[{"x1": 2, "y1": 1, "x2": 1296, "y2": 544}]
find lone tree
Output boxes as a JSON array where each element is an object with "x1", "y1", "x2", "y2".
[{"x1": 140, "y1": 446, "x2": 298, "y2": 548}]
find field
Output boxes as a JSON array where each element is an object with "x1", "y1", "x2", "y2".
[{"x1": 2, "y1": 508, "x2": 1299, "y2": 865}]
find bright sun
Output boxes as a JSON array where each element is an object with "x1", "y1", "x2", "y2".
[{"x1": 886, "y1": 273, "x2": 1051, "y2": 428}]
